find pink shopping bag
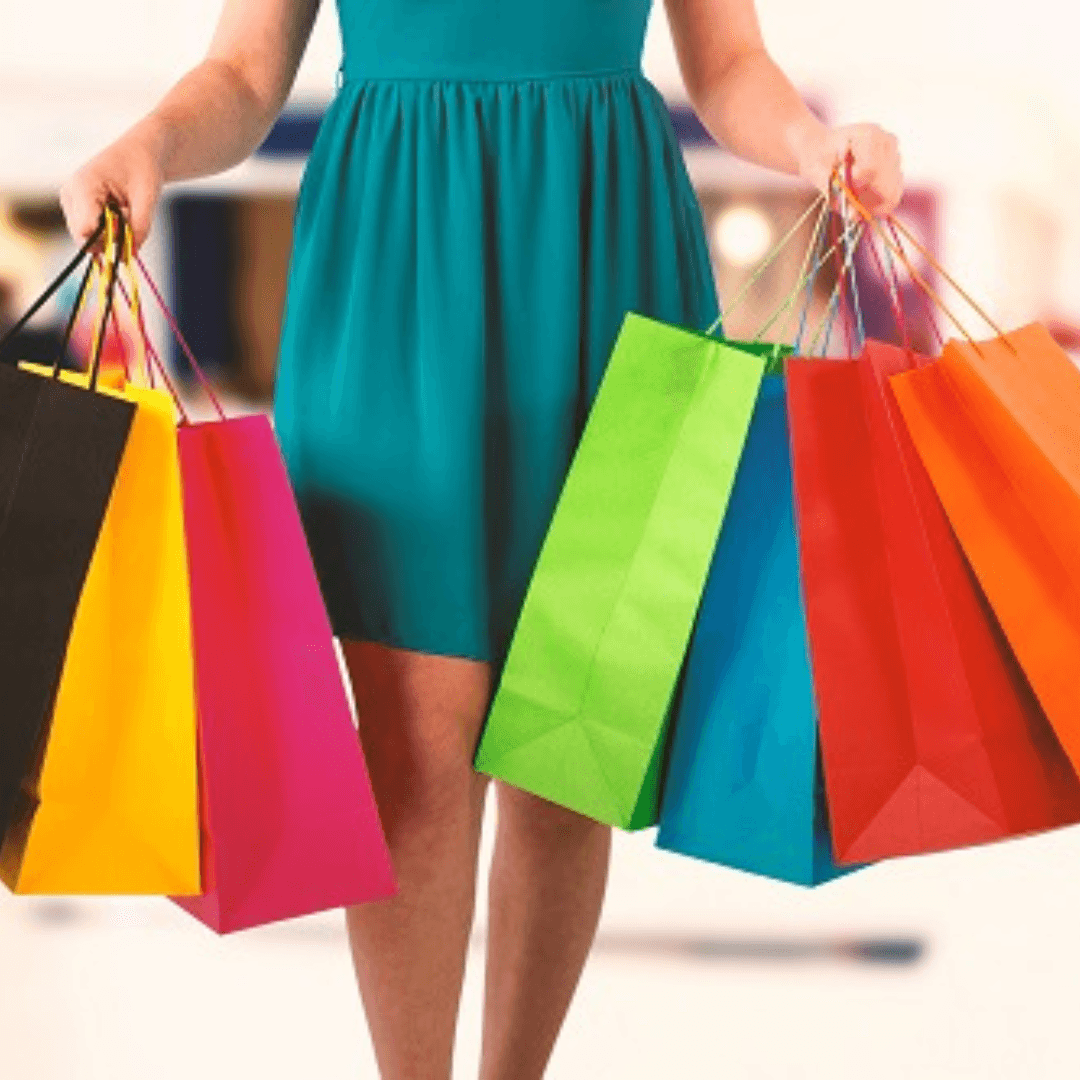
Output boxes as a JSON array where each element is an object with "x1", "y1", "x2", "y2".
[
  {"x1": 131, "y1": 265, "x2": 396, "y2": 933},
  {"x1": 172, "y1": 414, "x2": 397, "y2": 932}
]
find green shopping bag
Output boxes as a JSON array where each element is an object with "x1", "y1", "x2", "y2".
[{"x1": 474, "y1": 313, "x2": 766, "y2": 829}]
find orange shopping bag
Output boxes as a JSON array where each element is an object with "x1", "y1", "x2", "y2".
[{"x1": 882, "y1": 219, "x2": 1080, "y2": 776}]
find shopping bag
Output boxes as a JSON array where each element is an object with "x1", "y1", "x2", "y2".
[
  {"x1": 121, "y1": 255, "x2": 396, "y2": 931},
  {"x1": 788, "y1": 339, "x2": 1080, "y2": 864},
  {"x1": 1, "y1": 378, "x2": 202, "y2": 895},
  {"x1": 657, "y1": 373, "x2": 855, "y2": 885},
  {"x1": 890, "y1": 323, "x2": 1080, "y2": 777},
  {"x1": 474, "y1": 313, "x2": 765, "y2": 829},
  {"x1": 170, "y1": 412, "x2": 397, "y2": 932},
  {"x1": 0, "y1": 228, "x2": 136, "y2": 837}
]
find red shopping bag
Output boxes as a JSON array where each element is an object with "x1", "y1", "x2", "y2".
[
  {"x1": 129, "y1": 266, "x2": 396, "y2": 933},
  {"x1": 787, "y1": 340, "x2": 1080, "y2": 864}
]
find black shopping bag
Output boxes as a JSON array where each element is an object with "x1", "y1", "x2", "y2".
[{"x1": 0, "y1": 211, "x2": 137, "y2": 832}]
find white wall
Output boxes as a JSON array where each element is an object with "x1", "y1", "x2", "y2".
[
  {"x1": 9, "y1": 1, "x2": 1069, "y2": 106},
  {"x1": 4, "y1": 0, "x2": 1080, "y2": 321},
  {"x1": 7, "y1": 0, "x2": 1080, "y2": 113},
  {"x1": 0, "y1": 0, "x2": 342, "y2": 99}
]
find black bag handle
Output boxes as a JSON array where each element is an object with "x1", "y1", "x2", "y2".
[
  {"x1": 53, "y1": 256, "x2": 98, "y2": 378},
  {"x1": 0, "y1": 202, "x2": 124, "y2": 391}
]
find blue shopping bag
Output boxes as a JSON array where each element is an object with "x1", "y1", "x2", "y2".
[{"x1": 656, "y1": 375, "x2": 856, "y2": 886}]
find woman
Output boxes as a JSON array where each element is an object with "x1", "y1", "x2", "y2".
[{"x1": 61, "y1": 1, "x2": 902, "y2": 1077}]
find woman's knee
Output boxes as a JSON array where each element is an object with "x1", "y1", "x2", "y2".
[
  {"x1": 370, "y1": 726, "x2": 487, "y2": 830},
  {"x1": 341, "y1": 640, "x2": 492, "y2": 836}
]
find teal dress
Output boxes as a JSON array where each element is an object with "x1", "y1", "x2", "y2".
[{"x1": 274, "y1": 0, "x2": 720, "y2": 667}]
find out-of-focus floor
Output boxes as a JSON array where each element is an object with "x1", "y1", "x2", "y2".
[{"x1": 4, "y1": 807, "x2": 1080, "y2": 1079}]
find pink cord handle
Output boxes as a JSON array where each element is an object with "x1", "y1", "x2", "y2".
[
  {"x1": 115, "y1": 275, "x2": 192, "y2": 425},
  {"x1": 134, "y1": 252, "x2": 227, "y2": 422}
]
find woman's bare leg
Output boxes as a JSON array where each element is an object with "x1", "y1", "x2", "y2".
[
  {"x1": 479, "y1": 782, "x2": 613, "y2": 1080},
  {"x1": 341, "y1": 640, "x2": 492, "y2": 1080}
]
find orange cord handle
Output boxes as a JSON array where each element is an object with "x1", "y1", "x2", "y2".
[{"x1": 834, "y1": 176, "x2": 1016, "y2": 358}]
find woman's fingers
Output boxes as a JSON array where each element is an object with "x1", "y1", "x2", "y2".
[
  {"x1": 59, "y1": 141, "x2": 164, "y2": 252},
  {"x1": 59, "y1": 172, "x2": 110, "y2": 247},
  {"x1": 791, "y1": 122, "x2": 904, "y2": 218},
  {"x1": 126, "y1": 182, "x2": 159, "y2": 252},
  {"x1": 842, "y1": 124, "x2": 904, "y2": 215}
]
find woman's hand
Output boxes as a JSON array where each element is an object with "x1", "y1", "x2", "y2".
[
  {"x1": 60, "y1": 128, "x2": 166, "y2": 250},
  {"x1": 58, "y1": 0, "x2": 323, "y2": 249},
  {"x1": 787, "y1": 119, "x2": 904, "y2": 217},
  {"x1": 666, "y1": 0, "x2": 905, "y2": 215}
]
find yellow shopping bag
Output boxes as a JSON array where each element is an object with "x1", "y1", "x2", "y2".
[{"x1": 0, "y1": 369, "x2": 201, "y2": 895}]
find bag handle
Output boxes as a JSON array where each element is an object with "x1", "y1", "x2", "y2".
[
  {"x1": 825, "y1": 166, "x2": 865, "y2": 357},
  {"x1": 134, "y1": 253, "x2": 227, "y2": 421},
  {"x1": 81, "y1": 210, "x2": 130, "y2": 391},
  {"x1": 790, "y1": 197, "x2": 835, "y2": 352},
  {"x1": 59, "y1": 247, "x2": 134, "y2": 386},
  {"x1": 0, "y1": 214, "x2": 106, "y2": 357},
  {"x1": 805, "y1": 218, "x2": 860, "y2": 356},
  {"x1": 54, "y1": 256, "x2": 100, "y2": 376},
  {"x1": 753, "y1": 198, "x2": 862, "y2": 348},
  {"x1": 761, "y1": 158, "x2": 875, "y2": 355},
  {"x1": 77, "y1": 209, "x2": 152, "y2": 389},
  {"x1": 757, "y1": 196, "x2": 831, "y2": 346},
  {"x1": 821, "y1": 170, "x2": 927, "y2": 356},
  {"x1": 0, "y1": 204, "x2": 121, "y2": 386},
  {"x1": 836, "y1": 176, "x2": 1015, "y2": 360},
  {"x1": 833, "y1": 151, "x2": 917, "y2": 354},
  {"x1": 112, "y1": 214, "x2": 151, "y2": 388},
  {"x1": 837, "y1": 162, "x2": 866, "y2": 349},
  {"x1": 53, "y1": 210, "x2": 152, "y2": 390},
  {"x1": 113, "y1": 270, "x2": 193, "y2": 424},
  {"x1": 0, "y1": 204, "x2": 127, "y2": 392},
  {"x1": 792, "y1": 165, "x2": 866, "y2": 357},
  {"x1": 706, "y1": 193, "x2": 829, "y2": 337},
  {"x1": 824, "y1": 159, "x2": 946, "y2": 356},
  {"x1": 850, "y1": 202, "x2": 945, "y2": 356},
  {"x1": 101, "y1": 229, "x2": 226, "y2": 424}
]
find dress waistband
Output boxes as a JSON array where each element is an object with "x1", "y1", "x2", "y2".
[
  {"x1": 337, "y1": 2, "x2": 651, "y2": 83},
  {"x1": 339, "y1": 62, "x2": 644, "y2": 85}
]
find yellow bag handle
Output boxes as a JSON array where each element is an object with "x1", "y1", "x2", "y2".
[
  {"x1": 118, "y1": 213, "x2": 149, "y2": 385},
  {"x1": 86, "y1": 210, "x2": 115, "y2": 369},
  {"x1": 70, "y1": 204, "x2": 127, "y2": 391},
  {"x1": 85, "y1": 206, "x2": 152, "y2": 388}
]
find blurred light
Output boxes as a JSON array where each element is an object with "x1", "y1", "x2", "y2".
[{"x1": 713, "y1": 205, "x2": 774, "y2": 268}]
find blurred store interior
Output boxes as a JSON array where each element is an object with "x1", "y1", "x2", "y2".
[
  {"x1": 4, "y1": 2, "x2": 1080, "y2": 1078},
  {"x1": 6, "y1": 0, "x2": 1080, "y2": 395}
]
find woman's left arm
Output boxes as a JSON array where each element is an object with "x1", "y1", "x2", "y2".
[{"x1": 665, "y1": 0, "x2": 903, "y2": 213}]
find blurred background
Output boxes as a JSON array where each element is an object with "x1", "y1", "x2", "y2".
[{"x1": 3, "y1": 1, "x2": 1080, "y2": 1077}]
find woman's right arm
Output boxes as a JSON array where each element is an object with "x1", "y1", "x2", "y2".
[{"x1": 60, "y1": 0, "x2": 322, "y2": 247}]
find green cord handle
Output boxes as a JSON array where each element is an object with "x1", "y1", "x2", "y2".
[{"x1": 705, "y1": 192, "x2": 829, "y2": 338}]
